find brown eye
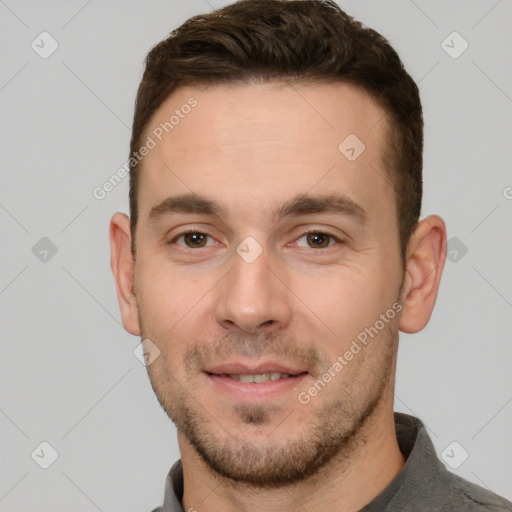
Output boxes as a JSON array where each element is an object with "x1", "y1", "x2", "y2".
[
  {"x1": 306, "y1": 232, "x2": 332, "y2": 249},
  {"x1": 169, "y1": 231, "x2": 215, "y2": 249},
  {"x1": 183, "y1": 232, "x2": 208, "y2": 248},
  {"x1": 295, "y1": 231, "x2": 340, "y2": 249}
]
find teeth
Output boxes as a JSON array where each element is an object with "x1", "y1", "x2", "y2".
[{"x1": 228, "y1": 372, "x2": 290, "y2": 383}]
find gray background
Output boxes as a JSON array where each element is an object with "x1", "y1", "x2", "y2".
[{"x1": 1, "y1": 0, "x2": 511, "y2": 510}]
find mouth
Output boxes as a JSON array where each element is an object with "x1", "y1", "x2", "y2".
[
  {"x1": 206, "y1": 371, "x2": 308, "y2": 383},
  {"x1": 204, "y1": 362, "x2": 310, "y2": 401}
]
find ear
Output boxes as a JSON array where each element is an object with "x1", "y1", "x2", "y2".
[
  {"x1": 399, "y1": 215, "x2": 447, "y2": 334},
  {"x1": 109, "y1": 212, "x2": 140, "y2": 336}
]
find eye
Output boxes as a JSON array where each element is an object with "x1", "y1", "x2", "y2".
[
  {"x1": 169, "y1": 231, "x2": 217, "y2": 249},
  {"x1": 295, "y1": 230, "x2": 342, "y2": 249}
]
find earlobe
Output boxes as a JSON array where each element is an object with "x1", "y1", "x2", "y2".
[
  {"x1": 398, "y1": 215, "x2": 447, "y2": 334},
  {"x1": 109, "y1": 212, "x2": 141, "y2": 336}
]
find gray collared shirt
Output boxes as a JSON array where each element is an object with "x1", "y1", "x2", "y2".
[{"x1": 151, "y1": 413, "x2": 512, "y2": 511}]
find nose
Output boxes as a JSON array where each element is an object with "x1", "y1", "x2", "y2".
[{"x1": 213, "y1": 246, "x2": 293, "y2": 335}]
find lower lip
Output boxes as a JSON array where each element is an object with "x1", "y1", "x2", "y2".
[{"x1": 206, "y1": 373, "x2": 309, "y2": 402}]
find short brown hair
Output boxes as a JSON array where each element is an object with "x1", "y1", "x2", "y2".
[{"x1": 129, "y1": 0, "x2": 423, "y2": 267}]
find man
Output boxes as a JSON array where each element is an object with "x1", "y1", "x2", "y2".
[{"x1": 109, "y1": 1, "x2": 512, "y2": 510}]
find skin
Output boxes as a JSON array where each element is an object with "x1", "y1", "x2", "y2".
[{"x1": 110, "y1": 81, "x2": 447, "y2": 512}]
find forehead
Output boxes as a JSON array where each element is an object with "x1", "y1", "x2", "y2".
[{"x1": 137, "y1": 80, "x2": 395, "y2": 228}]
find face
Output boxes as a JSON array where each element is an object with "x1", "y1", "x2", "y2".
[{"x1": 131, "y1": 81, "x2": 406, "y2": 486}]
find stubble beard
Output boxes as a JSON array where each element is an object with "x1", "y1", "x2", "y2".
[{"x1": 141, "y1": 311, "x2": 400, "y2": 489}]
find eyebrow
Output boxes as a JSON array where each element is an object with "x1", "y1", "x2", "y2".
[{"x1": 148, "y1": 192, "x2": 368, "y2": 225}]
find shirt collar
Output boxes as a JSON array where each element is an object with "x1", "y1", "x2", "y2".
[
  {"x1": 162, "y1": 457, "x2": 184, "y2": 512},
  {"x1": 361, "y1": 412, "x2": 447, "y2": 510}
]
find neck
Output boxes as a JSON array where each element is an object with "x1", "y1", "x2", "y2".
[{"x1": 179, "y1": 399, "x2": 405, "y2": 512}]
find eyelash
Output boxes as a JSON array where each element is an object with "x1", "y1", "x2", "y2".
[{"x1": 167, "y1": 229, "x2": 344, "y2": 251}]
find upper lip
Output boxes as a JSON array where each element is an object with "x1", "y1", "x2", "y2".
[{"x1": 204, "y1": 361, "x2": 309, "y2": 376}]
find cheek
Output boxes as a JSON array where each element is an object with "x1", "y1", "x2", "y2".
[
  {"x1": 136, "y1": 258, "x2": 222, "y2": 361},
  {"x1": 136, "y1": 266, "x2": 200, "y2": 336},
  {"x1": 294, "y1": 267, "x2": 386, "y2": 345}
]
